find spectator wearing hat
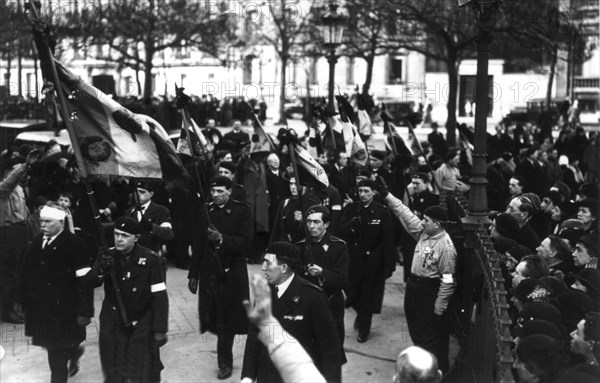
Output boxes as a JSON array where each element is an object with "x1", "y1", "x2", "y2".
[
  {"x1": 241, "y1": 241, "x2": 342, "y2": 383},
  {"x1": 550, "y1": 181, "x2": 572, "y2": 203},
  {"x1": 515, "y1": 146, "x2": 549, "y2": 196},
  {"x1": 554, "y1": 289, "x2": 594, "y2": 333},
  {"x1": 339, "y1": 179, "x2": 396, "y2": 344},
  {"x1": 506, "y1": 194, "x2": 542, "y2": 251},
  {"x1": 510, "y1": 278, "x2": 552, "y2": 312},
  {"x1": 571, "y1": 269, "x2": 600, "y2": 308},
  {"x1": 434, "y1": 149, "x2": 467, "y2": 193},
  {"x1": 1, "y1": 148, "x2": 42, "y2": 324},
  {"x1": 368, "y1": 149, "x2": 393, "y2": 188},
  {"x1": 570, "y1": 312, "x2": 600, "y2": 367},
  {"x1": 577, "y1": 199, "x2": 598, "y2": 235},
  {"x1": 576, "y1": 182, "x2": 599, "y2": 202},
  {"x1": 223, "y1": 119, "x2": 250, "y2": 155},
  {"x1": 514, "y1": 319, "x2": 562, "y2": 344},
  {"x1": 123, "y1": 181, "x2": 173, "y2": 275},
  {"x1": 490, "y1": 213, "x2": 520, "y2": 242},
  {"x1": 427, "y1": 122, "x2": 447, "y2": 159},
  {"x1": 514, "y1": 334, "x2": 567, "y2": 383},
  {"x1": 15, "y1": 202, "x2": 93, "y2": 382},
  {"x1": 380, "y1": 185, "x2": 456, "y2": 372},
  {"x1": 296, "y1": 205, "x2": 349, "y2": 362},
  {"x1": 84, "y1": 217, "x2": 168, "y2": 383},
  {"x1": 188, "y1": 175, "x2": 253, "y2": 380},
  {"x1": 536, "y1": 235, "x2": 577, "y2": 280},
  {"x1": 544, "y1": 148, "x2": 563, "y2": 186},
  {"x1": 574, "y1": 233, "x2": 599, "y2": 269},
  {"x1": 217, "y1": 161, "x2": 247, "y2": 202},
  {"x1": 524, "y1": 192, "x2": 553, "y2": 240}
]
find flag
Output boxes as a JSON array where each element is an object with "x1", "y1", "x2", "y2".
[
  {"x1": 357, "y1": 109, "x2": 375, "y2": 137},
  {"x1": 294, "y1": 145, "x2": 329, "y2": 188},
  {"x1": 341, "y1": 121, "x2": 355, "y2": 155},
  {"x1": 250, "y1": 118, "x2": 277, "y2": 154},
  {"x1": 177, "y1": 109, "x2": 209, "y2": 157},
  {"x1": 54, "y1": 61, "x2": 187, "y2": 181}
]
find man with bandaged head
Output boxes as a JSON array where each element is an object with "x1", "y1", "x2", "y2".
[
  {"x1": 15, "y1": 202, "x2": 93, "y2": 383},
  {"x1": 84, "y1": 216, "x2": 168, "y2": 383}
]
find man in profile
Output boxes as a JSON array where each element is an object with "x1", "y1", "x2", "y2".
[{"x1": 394, "y1": 346, "x2": 442, "y2": 383}]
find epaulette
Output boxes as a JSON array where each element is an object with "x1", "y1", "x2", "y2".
[
  {"x1": 141, "y1": 248, "x2": 160, "y2": 259},
  {"x1": 296, "y1": 238, "x2": 307, "y2": 244},
  {"x1": 231, "y1": 199, "x2": 249, "y2": 206},
  {"x1": 330, "y1": 236, "x2": 347, "y2": 245}
]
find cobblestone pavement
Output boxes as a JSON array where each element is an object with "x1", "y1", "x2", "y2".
[{"x1": 1, "y1": 262, "x2": 411, "y2": 383}]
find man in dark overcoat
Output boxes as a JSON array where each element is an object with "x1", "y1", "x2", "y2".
[
  {"x1": 15, "y1": 202, "x2": 93, "y2": 383},
  {"x1": 188, "y1": 176, "x2": 253, "y2": 380},
  {"x1": 84, "y1": 217, "x2": 168, "y2": 383},
  {"x1": 339, "y1": 179, "x2": 396, "y2": 343},
  {"x1": 241, "y1": 241, "x2": 342, "y2": 383},
  {"x1": 296, "y1": 205, "x2": 349, "y2": 361}
]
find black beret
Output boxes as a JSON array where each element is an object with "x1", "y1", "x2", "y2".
[
  {"x1": 514, "y1": 319, "x2": 561, "y2": 341},
  {"x1": 305, "y1": 204, "x2": 330, "y2": 218},
  {"x1": 136, "y1": 179, "x2": 156, "y2": 192},
  {"x1": 265, "y1": 241, "x2": 302, "y2": 273},
  {"x1": 357, "y1": 179, "x2": 377, "y2": 191},
  {"x1": 370, "y1": 150, "x2": 386, "y2": 161},
  {"x1": 114, "y1": 217, "x2": 141, "y2": 235},
  {"x1": 210, "y1": 175, "x2": 233, "y2": 189},
  {"x1": 412, "y1": 172, "x2": 430, "y2": 182},
  {"x1": 218, "y1": 161, "x2": 237, "y2": 174},
  {"x1": 355, "y1": 167, "x2": 372, "y2": 178},
  {"x1": 494, "y1": 213, "x2": 520, "y2": 238},
  {"x1": 424, "y1": 206, "x2": 448, "y2": 222},
  {"x1": 579, "y1": 233, "x2": 600, "y2": 257}
]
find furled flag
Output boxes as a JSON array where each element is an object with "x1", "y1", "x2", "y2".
[
  {"x1": 294, "y1": 145, "x2": 329, "y2": 188},
  {"x1": 177, "y1": 108, "x2": 209, "y2": 157},
  {"x1": 53, "y1": 61, "x2": 187, "y2": 181},
  {"x1": 357, "y1": 109, "x2": 375, "y2": 137}
]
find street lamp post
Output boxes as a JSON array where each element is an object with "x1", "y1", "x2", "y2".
[
  {"x1": 321, "y1": 2, "x2": 346, "y2": 114},
  {"x1": 459, "y1": 0, "x2": 500, "y2": 225}
]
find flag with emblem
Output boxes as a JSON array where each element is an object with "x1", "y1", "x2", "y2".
[
  {"x1": 177, "y1": 108, "x2": 209, "y2": 157},
  {"x1": 294, "y1": 145, "x2": 329, "y2": 188}
]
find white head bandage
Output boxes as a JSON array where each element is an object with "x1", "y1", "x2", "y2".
[{"x1": 40, "y1": 206, "x2": 66, "y2": 221}]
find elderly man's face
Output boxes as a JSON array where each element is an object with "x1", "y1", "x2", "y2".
[
  {"x1": 114, "y1": 228, "x2": 139, "y2": 254},
  {"x1": 573, "y1": 243, "x2": 593, "y2": 267},
  {"x1": 40, "y1": 217, "x2": 64, "y2": 237},
  {"x1": 267, "y1": 154, "x2": 280, "y2": 171}
]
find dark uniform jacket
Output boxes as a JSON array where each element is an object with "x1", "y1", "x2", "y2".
[
  {"x1": 339, "y1": 201, "x2": 396, "y2": 313},
  {"x1": 297, "y1": 233, "x2": 349, "y2": 362},
  {"x1": 241, "y1": 275, "x2": 342, "y2": 383},
  {"x1": 85, "y1": 244, "x2": 168, "y2": 383},
  {"x1": 19, "y1": 230, "x2": 93, "y2": 348},
  {"x1": 223, "y1": 130, "x2": 250, "y2": 153},
  {"x1": 269, "y1": 192, "x2": 322, "y2": 244},
  {"x1": 124, "y1": 201, "x2": 174, "y2": 253},
  {"x1": 189, "y1": 198, "x2": 253, "y2": 334},
  {"x1": 265, "y1": 170, "x2": 290, "y2": 230}
]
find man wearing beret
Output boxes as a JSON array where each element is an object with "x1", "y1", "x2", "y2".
[
  {"x1": 242, "y1": 241, "x2": 342, "y2": 383},
  {"x1": 217, "y1": 161, "x2": 248, "y2": 202},
  {"x1": 188, "y1": 175, "x2": 253, "y2": 380},
  {"x1": 339, "y1": 179, "x2": 396, "y2": 343},
  {"x1": 15, "y1": 202, "x2": 93, "y2": 383},
  {"x1": 296, "y1": 205, "x2": 349, "y2": 360},
  {"x1": 84, "y1": 217, "x2": 168, "y2": 383},
  {"x1": 378, "y1": 185, "x2": 456, "y2": 372},
  {"x1": 123, "y1": 180, "x2": 173, "y2": 277}
]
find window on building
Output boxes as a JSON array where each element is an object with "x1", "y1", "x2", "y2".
[{"x1": 389, "y1": 57, "x2": 403, "y2": 84}]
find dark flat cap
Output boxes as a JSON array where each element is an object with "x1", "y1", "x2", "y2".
[
  {"x1": 114, "y1": 217, "x2": 141, "y2": 235},
  {"x1": 424, "y1": 206, "x2": 448, "y2": 222},
  {"x1": 210, "y1": 175, "x2": 233, "y2": 189}
]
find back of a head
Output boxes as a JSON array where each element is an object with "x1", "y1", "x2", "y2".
[{"x1": 396, "y1": 346, "x2": 441, "y2": 383}]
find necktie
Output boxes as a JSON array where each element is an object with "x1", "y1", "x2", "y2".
[
  {"x1": 273, "y1": 285, "x2": 279, "y2": 299},
  {"x1": 42, "y1": 237, "x2": 49, "y2": 250}
]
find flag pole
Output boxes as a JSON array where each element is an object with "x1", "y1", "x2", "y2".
[{"x1": 27, "y1": 0, "x2": 131, "y2": 327}]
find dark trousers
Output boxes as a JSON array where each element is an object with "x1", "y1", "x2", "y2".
[
  {"x1": 355, "y1": 308, "x2": 373, "y2": 337},
  {"x1": 166, "y1": 240, "x2": 191, "y2": 268},
  {"x1": 0, "y1": 224, "x2": 27, "y2": 314},
  {"x1": 217, "y1": 331, "x2": 235, "y2": 369},
  {"x1": 404, "y1": 277, "x2": 450, "y2": 372},
  {"x1": 47, "y1": 347, "x2": 76, "y2": 383}
]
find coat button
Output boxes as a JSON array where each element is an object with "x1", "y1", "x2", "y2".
[{"x1": 132, "y1": 288, "x2": 137, "y2": 292}]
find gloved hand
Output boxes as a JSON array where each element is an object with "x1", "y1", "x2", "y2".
[
  {"x1": 141, "y1": 219, "x2": 153, "y2": 232},
  {"x1": 374, "y1": 176, "x2": 389, "y2": 198},
  {"x1": 207, "y1": 225, "x2": 223, "y2": 244},
  {"x1": 153, "y1": 332, "x2": 167, "y2": 347},
  {"x1": 100, "y1": 254, "x2": 115, "y2": 272},
  {"x1": 188, "y1": 278, "x2": 199, "y2": 294}
]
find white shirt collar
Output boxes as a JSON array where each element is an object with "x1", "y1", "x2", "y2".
[
  {"x1": 44, "y1": 229, "x2": 64, "y2": 245},
  {"x1": 140, "y1": 201, "x2": 151, "y2": 211},
  {"x1": 276, "y1": 273, "x2": 295, "y2": 298}
]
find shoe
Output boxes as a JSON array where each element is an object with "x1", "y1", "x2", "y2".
[
  {"x1": 68, "y1": 346, "x2": 84, "y2": 377},
  {"x1": 217, "y1": 366, "x2": 232, "y2": 380},
  {"x1": 357, "y1": 333, "x2": 369, "y2": 343}
]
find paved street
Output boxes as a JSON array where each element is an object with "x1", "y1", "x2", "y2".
[{"x1": 1, "y1": 262, "x2": 411, "y2": 383}]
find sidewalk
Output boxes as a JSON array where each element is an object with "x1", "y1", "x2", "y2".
[{"x1": 1, "y1": 262, "x2": 411, "y2": 383}]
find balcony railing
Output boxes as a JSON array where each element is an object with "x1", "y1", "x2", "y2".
[{"x1": 574, "y1": 77, "x2": 600, "y2": 89}]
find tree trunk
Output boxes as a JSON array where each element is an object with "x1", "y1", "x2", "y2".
[
  {"x1": 362, "y1": 53, "x2": 375, "y2": 96},
  {"x1": 546, "y1": 48, "x2": 557, "y2": 106},
  {"x1": 277, "y1": 54, "x2": 288, "y2": 125},
  {"x1": 445, "y1": 53, "x2": 459, "y2": 146},
  {"x1": 135, "y1": 66, "x2": 142, "y2": 97},
  {"x1": 143, "y1": 45, "x2": 154, "y2": 105}
]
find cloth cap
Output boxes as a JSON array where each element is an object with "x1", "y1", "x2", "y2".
[
  {"x1": 424, "y1": 206, "x2": 448, "y2": 223},
  {"x1": 494, "y1": 213, "x2": 520, "y2": 238},
  {"x1": 370, "y1": 150, "x2": 386, "y2": 161},
  {"x1": 572, "y1": 268, "x2": 600, "y2": 296},
  {"x1": 412, "y1": 172, "x2": 430, "y2": 182},
  {"x1": 357, "y1": 179, "x2": 377, "y2": 191},
  {"x1": 514, "y1": 319, "x2": 561, "y2": 341},
  {"x1": 40, "y1": 205, "x2": 66, "y2": 221},
  {"x1": 510, "y1": 279, "x2": 552, "y2": 303},
  {"x1": 210, "y1": 175, "x2": 233, "y2": 189},
  {"x1": 578, "y1": 233, "x2": 599, "y2": 258},
  {"x1": 218, "y1": 161, "x2": 237, "y2": 174},
  {"x1": 114, "y1": 217, "x2": 141, "y2": 235}
]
